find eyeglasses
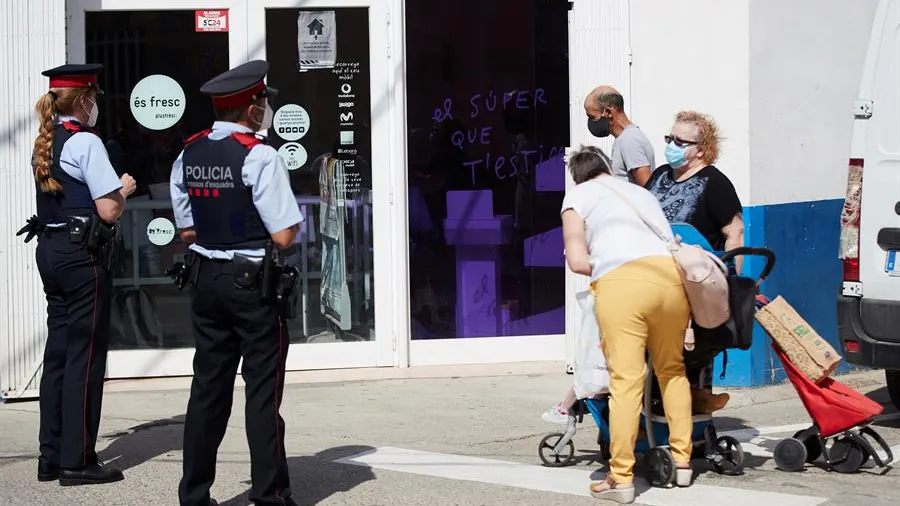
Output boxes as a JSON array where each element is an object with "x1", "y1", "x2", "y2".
[{"x1": 665, "y1": 135, "x2": 698, "y2": 148}]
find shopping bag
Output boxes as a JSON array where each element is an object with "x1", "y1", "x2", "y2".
[
  {"x1": 755, "y1": 296, "x2": 841, "y2": 384},
  {"x1": 573, "y1": 289, "x2": 609, "y2": 399}
]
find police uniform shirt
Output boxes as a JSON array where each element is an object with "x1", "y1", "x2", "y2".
[
  {"x1": 46, "y1": 115, "x2": 123, "y2": 227},
  {"x1": 170, "y1": 121, "x2": 304, "y2": 259}
]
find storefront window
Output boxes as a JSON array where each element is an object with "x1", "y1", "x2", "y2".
[
  {"x1": 405, "y1": 0, "x2": 570, "y2": 339},
  {"x1": 265, "y1": 8, "x2": 375, "y2": 343},
  {"x1": 88, "y1": 8, "x2": 375, "y2": 350},
  {"x1": 86, "y1": 11, "x2": 229, "y2": 350}
]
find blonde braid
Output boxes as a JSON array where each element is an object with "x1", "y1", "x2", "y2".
[{"x1": 33, "y1": 92, "x2": 62, "y2": 194}]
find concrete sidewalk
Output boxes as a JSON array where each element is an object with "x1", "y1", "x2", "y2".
[{"x1": 0, "y1": 362, "x2": 896, "y2": 506}]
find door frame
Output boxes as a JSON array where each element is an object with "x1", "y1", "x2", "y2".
[
  {"x1": 247, "y1": 0, "x2": 395, "y2": 371},
  {"x1": 66, "y1": 0, "x2": 397, "y2": 378},
  {"x1": 404, "y1": 0, "x2": 571, "y2": 367}
]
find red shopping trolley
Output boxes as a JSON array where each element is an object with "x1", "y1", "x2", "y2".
[{"x1": 758, "y1": 296, "x2": 895, "y2": 473}]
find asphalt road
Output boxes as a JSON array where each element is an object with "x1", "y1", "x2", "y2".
[{"x1": 1, "y1": 364, "x2": 897, "y2": 505}]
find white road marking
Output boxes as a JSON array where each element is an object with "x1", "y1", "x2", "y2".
[
  {"x1": 336, "y1": 446, "x2": 828, "y2": 506},
  {"x1": 720, "y1": 423, "x2": 810, "y2": 442},
  {"x1": 720, "y1": 412, "x2": 900, "y2": 445}
]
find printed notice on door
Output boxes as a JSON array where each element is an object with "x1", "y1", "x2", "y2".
[{"x1": 297, "y1": 11, "x2": 337, "y2": 71}]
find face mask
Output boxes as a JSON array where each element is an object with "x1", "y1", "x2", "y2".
[
  {"x1": 665, "y1": 141, "x2": 689, "y2": 169},
  {"x1": 85, "y1": 99, "x2": 99, "y2": 127},
  {"x1": 587, "y1": 117, "x2": 611, "y2": 138},
  {"x1": 253, "y1": 104, "x2": 273, "y2": 131}
]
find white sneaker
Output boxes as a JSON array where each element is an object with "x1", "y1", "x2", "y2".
[{"x1": 541, "y1": 403, "x2": 570, "y2": 425}]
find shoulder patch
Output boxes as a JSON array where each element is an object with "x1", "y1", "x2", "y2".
[
  {"x1": 231, "y1": 132, "x2": 265, "y2": 149},
  {"x1": 60, "y1": 120, "x2": 96, "y2": 135},
  {"x1": 185, "y1": 129, "x2": 212, "y2": 146}
]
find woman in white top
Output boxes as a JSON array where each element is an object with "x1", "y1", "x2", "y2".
[{"x1": 562, "y1": 146, "x2": 693, "y2": 502}]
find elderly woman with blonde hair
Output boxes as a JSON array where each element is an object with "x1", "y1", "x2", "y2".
[{"x1": 645, "y1": 110, "x2": 743, "y2": 414}]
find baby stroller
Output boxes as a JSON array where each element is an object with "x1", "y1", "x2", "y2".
[
  {"x1": 762, "y1": 294, "x2": 895, "y2": 473},
  {"x1": 538, "y1": 224, "x2": 776, "y2": 487}
]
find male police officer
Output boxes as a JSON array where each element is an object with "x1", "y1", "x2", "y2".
[{"x1": 169, "y1": 60, "x2": 303, "y2": 506}]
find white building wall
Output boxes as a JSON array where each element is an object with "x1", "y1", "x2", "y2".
[
  {"x1": 749, "y1": 0, "x2": 879, "y2": 206},
  {"x1": 630, "y1": 0, "x2": 752, "y2": 205},
  {"x1": 0, "y1": 0, "x2": 67, "y2": 398}
]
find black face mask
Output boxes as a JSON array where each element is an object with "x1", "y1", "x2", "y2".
[{"x1": 587, "y1": 117, "x2": 611, "y2": 138}]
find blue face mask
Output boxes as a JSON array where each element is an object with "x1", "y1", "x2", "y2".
[{"x1": 665, "y1": 141, "x2": 689, "y2": 169}]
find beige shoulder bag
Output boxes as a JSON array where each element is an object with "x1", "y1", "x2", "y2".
[{"x1": 597, "y1": 179, "x2": 731, "y2": 329}]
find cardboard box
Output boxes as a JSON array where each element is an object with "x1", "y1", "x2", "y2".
[{"x1": 755, "y1": 296, "x2": 842, "y2": 384}]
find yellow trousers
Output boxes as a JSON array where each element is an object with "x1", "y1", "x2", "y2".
[{"x1": 591, "y1": 256, "x2": 693, "y2": 484}]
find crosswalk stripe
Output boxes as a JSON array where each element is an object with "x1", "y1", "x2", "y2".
[
  {"x1": 720, "y1": 412, "x2": 900, "y2": 446},
  {"x1": 335, "y1": 446, "x2": 828, "y2": 506}
]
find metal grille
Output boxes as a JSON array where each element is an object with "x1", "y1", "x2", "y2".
[
  {"x1": 0, "y1": 0, "x2": 67, "y2": 400},
  {"x1": 564, "y1": 0, "x2": 632, "y2": 373}
]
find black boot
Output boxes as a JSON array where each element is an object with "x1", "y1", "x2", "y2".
[
  {"x1": 37, "y1": 459, "x2": 59, "y2": 482},
  {"x1": 59, "y1": 461, "x2": 124, "y2": 486}
]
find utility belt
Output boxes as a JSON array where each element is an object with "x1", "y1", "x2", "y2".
[
  {"x1": 17, "y1": 214, "x2": 122, "y2": 271},
  {"x1": 166, "y1": 242, "x2": 300, "y2": 320}
]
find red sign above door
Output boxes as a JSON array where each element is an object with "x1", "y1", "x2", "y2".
[{"x1": 195, "y1": 10, "x2": 229, "y2": 32}]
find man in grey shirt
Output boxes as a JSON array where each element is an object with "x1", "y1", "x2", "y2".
[{"x1": 583, "y1": 85, "x2": 656, "y2": 186}]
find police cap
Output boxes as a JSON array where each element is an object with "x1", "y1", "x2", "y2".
[
  {"x1": 42, "y1": 63, "x2": 104, "y2": 94},
  {"x1": 200, "y1": 60, "x2": 279, "y2": 109}
]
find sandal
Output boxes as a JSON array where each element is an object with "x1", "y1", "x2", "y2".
[{"x1": 589, "y1": 475, "x2": 635, "y2": 504}]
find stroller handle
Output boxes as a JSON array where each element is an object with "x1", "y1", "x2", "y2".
[{"x1": 720, "y1": 247, "x2": 776, "y2": 281}]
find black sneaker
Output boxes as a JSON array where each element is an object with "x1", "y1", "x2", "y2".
[
  {"x1": 59, "y1": 461, "x2": 124, "y2": 486},
  {"x1": 37, "y1": 460, "x2": 59, "y2": 482}
]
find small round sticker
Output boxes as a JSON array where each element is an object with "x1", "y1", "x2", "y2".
[
  {"x1": 272, "y1": 104, "x2": 310, "y2": 141},
  {"x1": 129, "y1": 75, "x2": 186, "y2": 131},
  {"x1": 277, "y1": 142, "x2": 308, "y2": 171},
  {"x1": 146, "y1": 217, "x2": 176, "y2": 246}
]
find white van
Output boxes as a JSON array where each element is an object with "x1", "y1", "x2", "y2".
[{"x1": 838, "y1": 0, "x2": 900, "y2": 410}]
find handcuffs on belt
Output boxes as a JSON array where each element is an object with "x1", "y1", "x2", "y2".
[{"x1": 17, "y1": 214, "x2": 122, "y2": 271}]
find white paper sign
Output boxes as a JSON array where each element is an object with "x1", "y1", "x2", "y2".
[
  {"x1": 278, "y1": 142, "x2": 309, "y2": 171},
  {"x1": 297, "y1": 11, "x2": 337, "y2": 70},
  {"x1": 130, "y1": 75, "x2": 186, "y2": 131},
  {"x1": 272, "y1": 104, "x2": 311, "y2": 141},
  {"x1": 146, "y1": 217, "x2": 176, "y2": 246}
]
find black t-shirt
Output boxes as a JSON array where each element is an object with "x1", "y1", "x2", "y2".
[{"x1": 645, "y1": 164, "x2": 742, "y2": 251}]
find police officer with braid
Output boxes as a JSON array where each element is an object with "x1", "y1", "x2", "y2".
[
  {"x1": 20, "y1": 64, "x2": 136, "y2": 486},
  {"x1": 170, "y1": 60, "x2": 303, "y2": 506}
]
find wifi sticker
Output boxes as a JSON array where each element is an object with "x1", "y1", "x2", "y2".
[{"x1": 277, "y1": 142, "x2": 308, "y2": 171}]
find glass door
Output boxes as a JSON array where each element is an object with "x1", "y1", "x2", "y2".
[
  {"x1": 68, "y1": 0, "x2": 248, "y2": 378},
  {"x1": 247, "y1": 0, "x2": 393, "y2": 371},
  {"x1": 66, "y1": 0, "x2": 394, "y2": 378},
  {"x1": 402, "y1": 0, "x2": 571, "y2": 365}
]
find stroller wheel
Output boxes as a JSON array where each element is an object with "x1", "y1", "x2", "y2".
[
  {"x1": 643, "y1": 447, "x2": 676, "y2": 488},
  {"x1": 538, "y1": 432, "x2": 575, "y2": 467},
  {"x1": 828, "y1": 436, "x2": 869, "y2": 474},
  {"x1": 713, "y1": 435, "x2": 745, "y2": 475},
  {"x1": 774, "y1": 438, "x2": 807, "y2": 472},
  {"x1": 792, "y1": 430, "x2": 822, "y2": 463}
]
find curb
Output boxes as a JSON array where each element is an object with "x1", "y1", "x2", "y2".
[{"x1": 720, "y1": 369, "x2": 886, "y2": 410}]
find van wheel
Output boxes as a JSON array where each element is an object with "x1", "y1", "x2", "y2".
[{"x1": 887, "y1": 370, "x2": 900, "y2": 412}]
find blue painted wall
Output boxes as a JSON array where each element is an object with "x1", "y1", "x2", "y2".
[{"x1": 714, "y1": 198, "x2": 851, "y2": 387}]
